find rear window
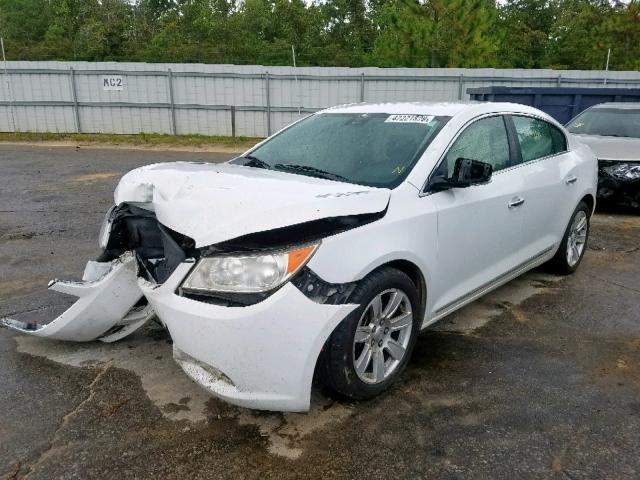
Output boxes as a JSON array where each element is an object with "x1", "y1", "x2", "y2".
[
  {"x1": 512, "y1": 115, "x2": 567, "y2": 162},
  {"x1": 567, "y1": 108, "x2": 640, "y2": 139}
]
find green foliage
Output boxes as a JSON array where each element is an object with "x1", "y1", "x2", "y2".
[
  {"x1": 614, "y1": 0, "x2": 640, "y2": 70},
  {"x1": 546, "y1": 0, "x2": 613, "y2": 69},
  {"x1": 370, "y1": 0, "x2": 498, "y2": 68},
  {"x1": 495, "y1": 0, "x2": 559, "y2": 68},
  {"x1": 0, "y1": 0, "x2": 638, "y2": 70}
]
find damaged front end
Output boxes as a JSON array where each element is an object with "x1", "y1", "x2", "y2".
[
  {"x1": 0, "y1": 164, "x2": 391, "y2": 410},
  {"x1": 598, "y1": 161, "x2": 640, "y2": 208},
  {"x1": 1, "y1": 201, "x2": 379, "y2": 343},
  {"x1": 1, "y1": 204, "x2": 194, "y2": 342}
]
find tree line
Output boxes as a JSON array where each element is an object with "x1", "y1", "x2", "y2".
[{"x1": 0, "y1": 0, "x2": 638, "y2": 70}]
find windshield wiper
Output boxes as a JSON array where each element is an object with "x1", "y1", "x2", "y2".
[
  {"x1": 274, "y1": 163, "x2": 349, "y2": 182},
  {"x1": 241, "y1": 155, "x2": 272, "y2": 170}
]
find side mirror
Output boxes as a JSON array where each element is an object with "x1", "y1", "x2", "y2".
[{"x1": 429, "y1": 157, "x2": 492, "y2": 192}]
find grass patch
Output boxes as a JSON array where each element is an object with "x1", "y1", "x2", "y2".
[{"x1": 0, "y1": 132, "x2": 262, "y2": 148}]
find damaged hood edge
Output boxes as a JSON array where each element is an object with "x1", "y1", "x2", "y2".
[{"x1": 114, "y1": 162, "x2": 392, "y2": 247}]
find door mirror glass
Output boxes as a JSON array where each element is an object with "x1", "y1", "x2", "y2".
[{"x1": 430, "y1": 157, "x2": 493, "y2": 191}]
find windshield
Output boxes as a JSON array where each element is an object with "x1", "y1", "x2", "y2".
[
  {"x1": 567, "y1": 108, "x2": 640, "y2": 139},
  {"x1": 232, "y1": 113, "x2": 449, "y2": 188}
]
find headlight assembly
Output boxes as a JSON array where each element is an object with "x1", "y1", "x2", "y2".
[
  {"x1": 603, "y1": 163, "x2": 640, "y2": 181},
  {"x1": 181, "y1": 243, "x2": 319, "y2": 294}
]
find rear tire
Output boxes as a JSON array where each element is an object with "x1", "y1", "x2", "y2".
[
  {"x1": 320, "y1": 267, "x2": 420, "y2": 400},
  {"x1": 547, "y1": 201, "x2": 590, "y2": 275}
]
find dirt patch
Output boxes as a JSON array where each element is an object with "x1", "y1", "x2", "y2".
[
  {"x1": 163, "y1": 402, "x2": 191, "y2": 414},
  {"x1": 0, "y1": 140, "x2": 249, "y2": 154},
  {"x1": 0, "y1": 278, "x2": 48, "y2": 298},
  {"x1": 68, "y1": 172, "x2": 120, "y2": 183},
  {"x1": 432, "y1": 271, "x2": 562, "y2": 334},
  {"x1": 14, "y1": 325, "x2": 354, "y2": 460},
  {"x1": 587, "y1": 345, "x2": 640, "y2": 387},
  {"x1": 1, "y1": 228, "x2": 69, "y2": 242},
  {"x1": 235, "y1": 398, "x2": 353, "y2": 460},
  {"x1": 14, "y1": 327, "x2": 213, "y2": 423},
  {"x1": 584, "y1": 250, "x2": 637, "y2": 272},
  {"x1": 589, "y1": 213, "x2": 640, "y2": 253},
  {"x1": 0, "y1": 231, "x2": 35, "y2": 241}
]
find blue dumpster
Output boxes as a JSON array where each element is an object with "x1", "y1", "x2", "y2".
[{"x1": 467, "y1": 86, "x2": 640, "y2": 124}]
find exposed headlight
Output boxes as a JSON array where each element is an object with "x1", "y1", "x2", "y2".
[
  {"x1": 181, "y1": 243, "x2": 319, "y2": 294},
  {"x1": 98, "y1": 205, "x2": 117, "y2": 249},
  {"x1": 603, "y1": 163, "x2": 640, "y2": 181}
]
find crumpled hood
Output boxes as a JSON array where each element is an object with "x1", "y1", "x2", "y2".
[
  {"x1": 114, "y1": 162, "x2": 391, "y2": 247},
  {"x1": 574, "y1": 134, "x2": 640, "y2": 162}
]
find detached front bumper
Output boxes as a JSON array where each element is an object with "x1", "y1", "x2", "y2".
[
  {"x1": 141, "y1": 262, "x2": 357, "y2": 411},
  {"x1": 0, "y1": 253, "x2": 147, "y2": 342}
]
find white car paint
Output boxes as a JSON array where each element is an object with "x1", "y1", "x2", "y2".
[
  {"x1": 567, "y1": 102, "x2": 640, "y2": 162},
  {"x1": 573, "y1": 134, "x2": 640, "y2": 162},
  {"x1": 140, "y1": 263, "x2": 357, "y2": 411},
  {"x1": 114, "y1": 162, "x2": 391, "y2": 248},
  {"x1": 1, "y1": 101, "x2": 597, "y2": 411}
]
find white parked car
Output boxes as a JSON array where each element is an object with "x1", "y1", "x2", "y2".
[
  {"x1": 2, "y1": 102, "x2": 597, "y2": 411},
  {"x1": 566, "y1": 102, "x2": 640, "y2": 207}
]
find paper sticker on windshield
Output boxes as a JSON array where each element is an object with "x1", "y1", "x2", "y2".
[{"x1": 385, "y1": 114, "x2": 434, "y2": 124}]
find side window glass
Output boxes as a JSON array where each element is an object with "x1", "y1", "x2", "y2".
[
  {"x1": 549, "y1": 123, "x2": 567, "y2": 153},
  {"x1": 512, "y1": 116, "x2": 565, "y2": 162},
  {"x1": 440, "y1": 116, "x2": 510, "y2": 177}
]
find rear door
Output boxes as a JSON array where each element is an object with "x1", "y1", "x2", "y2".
[
  {"x1": 428, "y1": 114, "x2": 528, "y2": 315},
  {"x1": 506, "y1": 115, "x2": 578, "y2": 259}
]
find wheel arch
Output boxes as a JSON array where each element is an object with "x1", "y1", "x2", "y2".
[
  {"x1": 314, "y1": 258, "x2": 427, "y2": 398},
  {"x1": 580, "y1": 193, "x2": 595, "y2": 216},
  {"x1": 313, "y1": 257, "x2": 428, "y2": 387},
  {"x1": 368, "y1": 259, "x2": 427, "y2": 322}
]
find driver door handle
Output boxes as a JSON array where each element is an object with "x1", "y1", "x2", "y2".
[
  {"x1": 508, "y1": 197, "x2": 525, "y2": 208},
  {"x1": 566, "y1": 175, "x2": 578, "y2": 185}
]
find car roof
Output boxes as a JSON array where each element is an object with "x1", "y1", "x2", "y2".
[
  {"x1": 589, "y1": 102, "x2": 640, "y2": 110},
  {"x1": 321, "y1": 101, "x2": 544, "y2": 118}
]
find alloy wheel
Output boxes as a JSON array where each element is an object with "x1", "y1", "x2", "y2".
[
  {"x1": 352, "y1": 288, "x2": 413, "y2": 384},
  {"x1": 566, "y1": 210, "x2": 588, "y2": 267}
]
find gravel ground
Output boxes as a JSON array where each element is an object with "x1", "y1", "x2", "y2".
[{"x1": 1, "y1": 144, "x2": 639, "y2": 479}]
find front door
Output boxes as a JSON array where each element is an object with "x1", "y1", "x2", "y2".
[{"x1": 428, "y1": 115, "x2": 527, "y2": 315}]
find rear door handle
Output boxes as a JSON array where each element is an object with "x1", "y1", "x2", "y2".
[
  {"x1": 566, "y1": 175, "x2": 578, "y2": 185},
  {"x1": 508, "y1": 197, "x2": 525, "y2": 208}
]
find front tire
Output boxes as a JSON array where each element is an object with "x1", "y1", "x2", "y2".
[
  {"x1": 547, "y1": 201, "x2": 590, "y2": 275},
  {"x1": 320, "y1": 267, "x2": 420, "y2": 400}
]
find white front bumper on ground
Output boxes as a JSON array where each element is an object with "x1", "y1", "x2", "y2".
[
  {"x1": 0, "y1": 253, "x2": 144, "y2": 342},
  {"x1": 140, "y1": 262, "x2": 357, "y2": 412}
]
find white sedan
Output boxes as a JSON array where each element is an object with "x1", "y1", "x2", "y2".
[
  {"x1": 566, "y1": 102, "x2": 640, "y2": 207},
  {"x1": 2, "y1": 102, "x2": 598, "y2": 411}
]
